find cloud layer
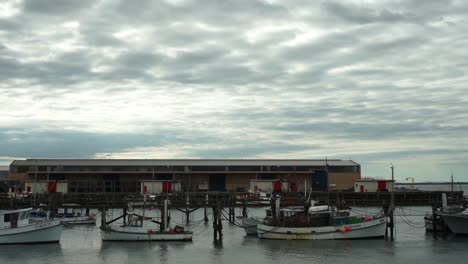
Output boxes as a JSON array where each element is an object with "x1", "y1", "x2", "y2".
[{"x1": 1, "y1": 0, "x2": 467, "y2": 180}]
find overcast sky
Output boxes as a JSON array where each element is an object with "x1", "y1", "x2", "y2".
[{"x1": 1, "y1": 0, "x2": 467, "y2": 181}]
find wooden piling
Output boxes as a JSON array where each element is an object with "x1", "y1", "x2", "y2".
[
  {"x1": 204, "y1": 194, "x2": 209, "y2": 223},
  {"x1": 212, "y1": 204, "x2": 223, "y2": 244},
  {"x1": 242, "y1": 199, "x2": 247, "y2": 218}
]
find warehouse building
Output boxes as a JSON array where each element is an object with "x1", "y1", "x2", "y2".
[{"x1": 8, "y1": 159, "x2": 361, "y2": 193}]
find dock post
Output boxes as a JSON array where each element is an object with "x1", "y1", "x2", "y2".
[
  {"x1": 383, "y1": 203, "x2": 389, "y2": 240},
  {"x1": 432, "y1": 205, "x2": 436, "y2": 238},
  {"x1": 217, "y1": 204, "x2": 223, "y2": 243},
  {"x1": 101, "y1": 207, "x2": 106, "y2": 228},
  {"x1": 123, "y1": 207, "x2": 127, "y2": 226},
  {"x1": 186, "y1": 194, "x2": 190, "y2": 224},
  {"x1": 204, "y1": 194, "x2": 209, "y2": 223},
  {"x1": 231, "y1": 205, "x2": 235, "y2": 222},
  {"x1": 242, "y1": 199, "x2": 247, "y2": 218},
  {"x1": 213, "y1": 206, "x2": 218, "y2": 242},
  {"x1": 161, "y1": 199, "x2": 168, "y2": 231},
  {"x1": 389, "y1": 208, "x2": 394, "y2": 241},
  {"x1": 212, "y1": 204, "x2": 223, "y2": 244}
]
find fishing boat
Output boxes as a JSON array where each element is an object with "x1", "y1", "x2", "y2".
[
  {"x1": 100, "y1": 200, "x2": 192, "y2": 241},
  {"x1": 427, "y1": 193, "x2": 466, "y2": 234},
  {"x1": 0, "y1": 208, "x2": 63, "y2": 244},
  {"x1": 439, "y1": 208, "x2": 468, "y2": 235},
  {"x1": 257, "y1": 204, "x2": 386, "y2": 240},
  {"x1": 56, "y1": 207, "x2": 96, "y2": 225},
  {"x1": 239, "y1": 206, "x2": 304, "y2": 235}
]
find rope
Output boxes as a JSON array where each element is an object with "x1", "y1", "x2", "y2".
[{"x1": 395, "y1": 207, "x2": 427, "y2": 228}]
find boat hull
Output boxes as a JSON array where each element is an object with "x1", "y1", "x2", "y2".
[
  {"x1": 240, "y1": 217, "x2": 262, "y2": 235},
  {"x1": 440, "y1": 213, "x2": 468, "y2": 234},
  {"x1": 101, "y1": 228, "x2": 193, "y2": 241},
  {"x1": 0, "y1": 220, "x2": 63, "y2": 244},
  {"x1": 257, "y1": 217, "x2": 386, "y2": 240}
]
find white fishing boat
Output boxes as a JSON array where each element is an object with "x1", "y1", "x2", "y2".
[
  {"x1": 0, "y1": 208, "x2": 63, "y2": 244},
  {"x1": 257, "y1": 205, "x2": 386, "y2": 240},
  {"x1": 439, "y1": 208, "x2": 468, "y2": 235},
  {"x1": 101, "y1": 200, "x2": 192, "y2": 241},
  {"x1": 101, "y1": 213, "x2": 192, "y2": 241}
]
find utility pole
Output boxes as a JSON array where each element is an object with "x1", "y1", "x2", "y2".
[
  {"x1": 451, "y1": 173, "x2": 454, "y2": 193},
  {"x1": 390, "y1": 164, "x2": 395, "y2": 241},
  {"x1": 386, "y1": 164, "x2": 395, "y2": 241},
  {"x1": 34, "y1": 160, "x2": 38, "y2": 205}
]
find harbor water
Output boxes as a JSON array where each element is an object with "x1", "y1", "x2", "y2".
[{"x1": 1, "y1": 205, "x2": 468, "y2": 264}]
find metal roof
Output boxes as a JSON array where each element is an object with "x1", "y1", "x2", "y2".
[{"x1": 10, "y1": 159, "x2": 359, "y2": 167}]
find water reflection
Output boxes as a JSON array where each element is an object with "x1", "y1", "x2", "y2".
[{"x1": 0, "y1": 242, "x2": 64, "y2": 264}]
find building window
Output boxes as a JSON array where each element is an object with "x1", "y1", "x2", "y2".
[
  {"x1": 258, "y1": 173, "x2": 277, "y2": 180},
  {"x1": 190, "y1": 166, "x2": 226, "y2": 172},
  {"x1": 229, "y1": 166, "x2": 261, "y2": 172}
]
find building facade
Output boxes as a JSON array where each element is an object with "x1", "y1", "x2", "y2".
[
  {"x1": 9, "y1": 159, "x2": 361, "y2": 193},
  {"x1": 354, "y1": 178, "x2": 394, "y2": 192}
]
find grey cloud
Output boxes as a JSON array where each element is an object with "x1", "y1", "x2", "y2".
[
  {"x1": 0, "y1": 19, "x2": 21, "y2": 32},
  {"x1": 0, "y1": 128, "x2": 184, "y2": 158},
  {"x1": 323, "y1": 2, "x2": 414, "y2": 24},
  {"x1": 190, "y1": 143, "x2": 315, "y2": 159},
  {"x1": 22, "y1": 0, "x2": 95, "y2": 15},
  {"x1": 351, "y1": 148, "x2": 468, "y2": 163}
]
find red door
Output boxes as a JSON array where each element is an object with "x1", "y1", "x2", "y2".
[
  {"x1": 377, "y1": 181, "x2": 387, "y2": 191},
  {"x1": 162, "y1": 181, "x2": 172, "y2": 192},
  {"x1": 48, "y1": 182, "x2": 57, "y2": 193},
  {"x1": 360, "y1": 185, "x2": 364, "y2": 193},
  {"x1": 273, "y1": 181, "x2": 282, "y2": 192}
]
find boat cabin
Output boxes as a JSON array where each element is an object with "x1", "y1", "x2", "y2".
[{"x1": 0, "y1": 208, "x2": 32, "y2": 229}]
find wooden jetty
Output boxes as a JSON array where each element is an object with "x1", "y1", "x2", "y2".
[{"x1": 0, "y1": 191, "x2": 464, "y2": 210}]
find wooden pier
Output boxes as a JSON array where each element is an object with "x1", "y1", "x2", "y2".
[{"x1": 0, "y1": 190, "x2": 464, "y2": 210}]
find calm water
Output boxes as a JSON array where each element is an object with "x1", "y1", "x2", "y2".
[{"x1": 1, "y1": 205, "x2": 468, "y2": 264}]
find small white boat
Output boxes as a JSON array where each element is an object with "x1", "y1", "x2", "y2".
[
  {"x1": 0, "y1": 208, "x2": 63, "y2": 244},
  {"x1": 439, "y1": 208, "x2": 468, "y2": 234},
  {"x1": 101, "y1": 213, "x2": 192, "y2": 241},
  {"x1": 257, "y1": 205, "x2": 386, "y2": 240},
  {"x1": 57, "y1": 208, "x2": 96, "y2": 225}
]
